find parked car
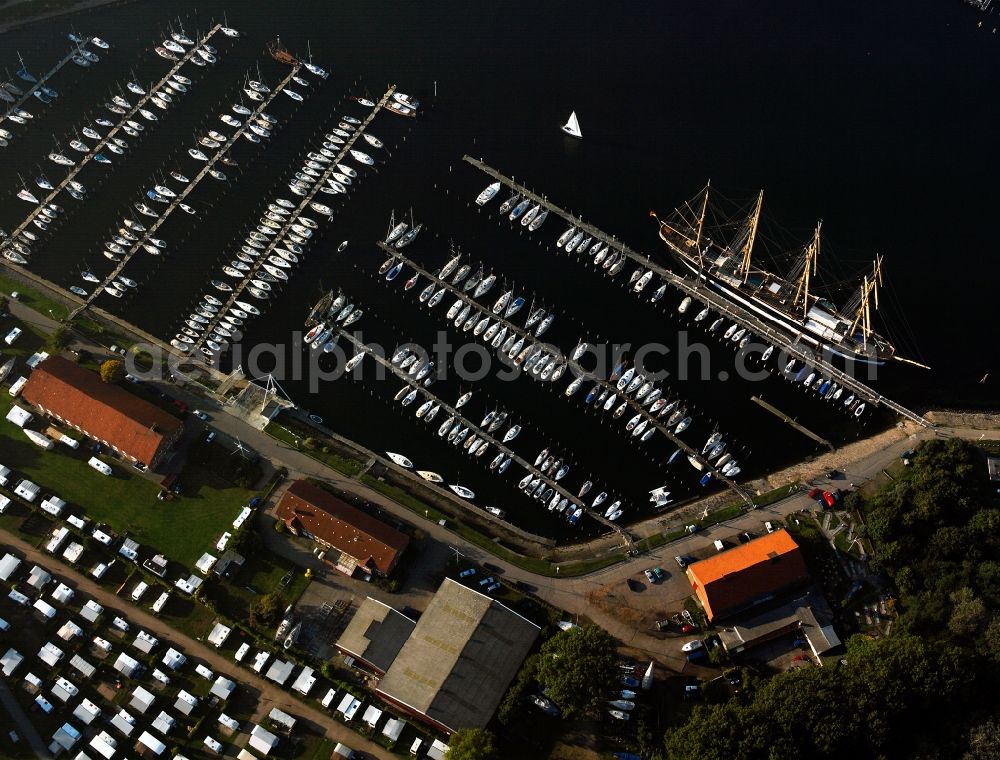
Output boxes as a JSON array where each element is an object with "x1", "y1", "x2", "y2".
[
  {"x1": 644, "y1": 569, "x2": 656, "y2": 583},
  {"x1": 738, "y1": 531, "x2": 753, "y2": 544},
  {"x1": 681, "y1": 639, "x2": 704, "y2": 652},
  {"x1": 652, "y1": 567, "x2": 666, "y2": 582},
  {"x1": 765, "y1": 521, "x2": 776, "y2": 533},
  {"x1": 685, "y1": 649, "x2": 708, "y2": 663},
  {"x1": 458, "y1": 568, "x2": 476, "y2": 579},
  {"x1": 193, "y1": 410, "x2": 209, "y2": 421},
  {"x1": 205, "y1": 431, "x2": 216, "y2": 443},
  {"x1": 674, "y1": 555, "x2": 688, "y2": 569}
]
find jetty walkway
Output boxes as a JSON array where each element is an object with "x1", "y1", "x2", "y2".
[
  {"x1": 3, "y1": 44, "x2": 93, "y2": 120},
  {"x1": 70, "y1": 64, "x2": 302, "y2": 315},
  {"x1": 189, "y1": 85, "x2": 397, "y2": 356},
  {"x1": 2, "y1": 25, "x2": 228, "y2": 258},
  {"x1": 462, "y1": 155, "x2": 931, "y2": 428},
  {"x1": 329, "y1": 326, "x2": 632, "y2": 541}
]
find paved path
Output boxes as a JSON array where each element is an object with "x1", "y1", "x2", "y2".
[
  {"x1": 0, "y1": 681, "x2": 49, "y2": 758},
  {"x1": 0, "y1": 531, "x2": 393, "y2": 759}
]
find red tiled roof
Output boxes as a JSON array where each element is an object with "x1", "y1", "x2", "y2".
[
  {"x1": 686, "y1": 529, "x2": 810, "y2": 620},
  {"x1": 21, "y1": 356, "x2": 182, "y2": 465},
  {"x1": 275, "y1": 480, "x2": 410, "y2": 574}
]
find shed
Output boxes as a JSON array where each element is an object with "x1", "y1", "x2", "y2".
[
  {"x1": 196, "y1": 553, "x2": 218, "y2": 575},
  {"x1": 113, "y1": 652, "x2": 140, "y2": 678},
  {"x1": 33, "y1": 599, "x2": 57, "y2": 620},
  {"x1": 218, "y1": 713, "x2": 240, "y2": 732},
  {"x1": 27, "y1": 564, "x2": 51, "y2": 589},
  {"x1": 291, "y1": 666, "x2": 316, "y2": 695},
  {"x1": 207, "y1": 621, "x2": 231, "y2": 648},
  {"x1": 268, "y1": 707, "x2": 296, "y2": 731},
  {"x1": 89, "y1": 731, "x2": 118, "y2": 759},
  {"x1": 58, "y1": 620, "x2": 84, "y2": 640},
  {"x1": 382, "y1": 717, "x2": 405, "y2": 742},
  {"x1": 52, "y1": 722, "x2": 81, "y2": 751},
  {"x1": 1, "y1": 648, "x2": 23, "y2": 676},
  {"x1": 143, "y1": 554, "x2": 168, "y2": 578},
  {"x1": 151, "y1": 710, "x2": 175, "y2": 736},
  {"x1": 203, "y1": 736, "x2": 223, "y2": 754},
  {"x1": 426, "y1": 738, "x2": 449, "y2": 760},
  {"x1": 0, "y1": 553, "x2": 21, "y2": 581},
  {"x1": 6, "y1": 404, "x2": 32, "y2": 427},
  {"x1": 80, "y1": 599, "x2": 104, "y2": 623},
  {"x1": 174, "y1": 689, "x2": 198, "y2": 716},
  {"x1": 67, "y1": 514, "x2": 88, "y2": 530},
  {"x1": 63, "y1": 542, "x2": 85, "y2": 564},
  {"x1": 138, "y1": 730, "x2": 166, "y2": 756},
  {"x1": 24, "y1": 672, "x2": 43, "y2": 691},
  {"x1": 109, "y1": 709, "x2": 136, "y2": 737},
  {"x1": 69, "y1": 654, "x2": 96, "y2": 679},
  {"x1": 41, "y1": 496, "x2": 67, "y2": 517},
  {"x1": 337, "y1": 693, "x2": 361, "y2": 721},
  {"x1": 15, "y1": 479, "x2": 40, "y2": 502},
  {"x1": 210, "y1": 676, "x2": 236, "y2": 701},
  {"x1": 333, "y1": 743, "x2": 355, "y2": 759},
  {"x1": 362, "y1": 704, "x2": 383, "y2": 728},
  {"x1": 52, "y1": 582, "x2": 74, "y2": 604},
  {"x1": 46, "y1": 527, "x2": 69, "y2": 553},
  {"x1": 161, "y1": 647, "x2": 186, "y2": 670},
  {"x1": 195, "y1": 663, "x2": 214, "y2": 680},
  {"x1": 249, "y1": 724, "x2": 279, "y2": 755},
  {"x1": 52, "y1": 676, "x2": 79, "y2": 703},
  {"x1": 151, "y1": 668, "x2": 170, "y2": 686},
  {"x1": 174, "y1": 574, "x2": 202, "y2": 594},
  {"x1": 38, "y1": 641, "x2": 64, "y2": 667},
  {"x1": 130, "y1": 685, "x2": 155, "y2": 714},
  {"x1": 73, "y1": 697, "x2": 101, "y2": 725},
  {"x1": 133, "y1": 631, "x2": 159, "y2": 654},
  {"x1": 265, "y1": 658, "x2": 294, "y2": 686}
]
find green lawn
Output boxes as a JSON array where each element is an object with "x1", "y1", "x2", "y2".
[
  {"x1": 0, "y1": 393, "x2": 254, "y2": 567},
  {"x1": 265, "y1": 422, "x2": 364, "y2": 476}
]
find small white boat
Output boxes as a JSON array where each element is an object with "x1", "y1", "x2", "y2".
[
  {"x1": 385, "y1": 451, "x2": 414, "y2": 468},
  {"x1": 448, "y1": 485, "x2": 475, "y2": 500}
]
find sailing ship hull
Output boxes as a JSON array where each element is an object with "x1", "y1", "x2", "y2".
[{"x1": 670, "y1": 251, "x2": 889, "y2": 366}]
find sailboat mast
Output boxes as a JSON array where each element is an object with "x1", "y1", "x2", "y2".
[
  {"x1": 848, "y1": 255, "x2": 884, "y2": 347},
  {"x1": 694, "y1": 182, "x2": 710, "y2": 251},
  {"x1": 738, "y1": 190, "x2": 763, "y2": 282},
  {"x1": 792, "y1": 221, "x2": 821, "y2": 317}
]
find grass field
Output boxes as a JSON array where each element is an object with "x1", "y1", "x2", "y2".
[{"x1": 0, "y1": 393, "x2": 254, "y2": 567}]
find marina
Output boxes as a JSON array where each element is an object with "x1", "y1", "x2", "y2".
[
  {"x1": 1, "y1": 43, "x2": 96, "y2": 125},
  {"x1": 1, "y1": 24, "x2": 229, "y2": 259},
  {"x1": 185, "y1": 85, "x2": 396, "y2": 356},
  {"x1": 462, "y1": 155, "x2": 931, "y2": 429},
  {"x1": 69, "y1": 61, "x2": 301, "y2": 315},
  {"x1": 328, "y1": 323, "x2": 634, "y2": 541},
  {"x1": 374, "y1": 240, "x2": 754, "y2": 505}
]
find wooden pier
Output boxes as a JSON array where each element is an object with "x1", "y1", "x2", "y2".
[
  {"x1": 3, "y1": 45, "x2": 91, "y2": 120},
  {"x1": 751, "y1": 396, "x2": 835, "y2": 451},
  {"x1": 375, "y1": 239, "x2": 753, "y2": 505},
  {"x1": 2, "y1": 25, "x2": 227, "y2": 257},
  {"x1": 330, "y1": 327, "x2": 632, "y2": 542},
  {"x1": 70, "y1": 62, "x2": 302, "y2": 317},
  {"x1": 461, "y1": 155, "x2": 931, "y2": 429},
  {"x1": 189, "y1": 85, "x2": 398, "y2": 356}
]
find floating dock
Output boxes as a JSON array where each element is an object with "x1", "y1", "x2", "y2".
[
  {"x1": 2, "y1": 25, "x2": 227, "y2": 257},
  {"x1": 70, "y1": 62, "x2": 301, "y2": 316},
  {"x1": 330, "y1": 326, "x2": 632, "y2": 541},
  {"x1": 189, "y1": 85, "x2": 397, "y2": 356},
  {"x1": 751, "y1": 396, "x2": 835, "y2": 451},
  {"x1": 375, "y1": 239, "x2": 754, "y2": 505},
  {"x1": 462, "y1": 155, "x2": 931, "y2": 429},
  {"x1": 3, "y1": 44, "x2": 92, "y2": 120}
]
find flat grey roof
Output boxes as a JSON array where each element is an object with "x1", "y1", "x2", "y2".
[
  {"x1": 377, "y1": 578, "x2": 539, "y2": 731},
  {"x1": 336, "y1": 597, "x2": 415, "y2": 672}
]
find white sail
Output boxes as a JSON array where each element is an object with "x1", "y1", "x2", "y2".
[{"x1": 561, "y1": 110, "x2": 582, "y2": 138}]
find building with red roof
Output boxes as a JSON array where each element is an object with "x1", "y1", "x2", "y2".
[
  {"x1": 275, "y1": 480, "x2": 410, "y2": 577},
  {"x1": 21, "y1": 356, "x2": 183, "y2": 469},
  {"x1": 686, "y1": 529, "x2": 810, "y2": 621}
]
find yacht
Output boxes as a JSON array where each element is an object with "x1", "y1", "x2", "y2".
[
  {"x1": 416, "y1": 470, "x2": 444, "y2": 483},
  {"x1": 448, "y1": 485, "x2": 475, "y2": 500},
  {"x1": 385, "y1": 452, "x2": 414, "y2": 468},
  {"x1": 476, "y1": 181, "x2": 501, "y2": 206}
]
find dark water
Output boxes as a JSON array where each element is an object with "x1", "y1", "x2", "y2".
[{"x1": 2, "y1": 0, "x2": 997, "y2": 540}]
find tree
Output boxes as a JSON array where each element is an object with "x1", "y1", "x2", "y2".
[
  {"x1": 99, "y1": 358, "x2": 125, "y2": 384},
  {"x1": 964, "y1": 720, "x2": 1000, "y2": 760},
  {"x1": 498, "y1": 654, "x2": 538, "y2": 725},
  {"x1": 248, "y1": 592, "x2": 281, "y2": 629},
  {"x1": 232, "y1": 528, "x2": 262, "y2": 557},
  {"x1": 948, "y1": 587, "x2": 987, "y2": 638},
  {"x1": 45, "y1": 326, "x2": 71, "y2": 352},
  {"x1": 535, "y1": 625, "x2": 618, "y2": 717},
  {"x1": 446, "y1": 728, "x2": 498, "y2": 760}
]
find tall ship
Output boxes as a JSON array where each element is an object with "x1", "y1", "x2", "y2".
[{"x1": 651, "y1": 184, "x2": 895, "y2": 366}]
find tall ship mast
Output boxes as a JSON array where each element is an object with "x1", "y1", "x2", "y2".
[{"x1": 651, "y1": 184, "x2": 895, "y2": 365}]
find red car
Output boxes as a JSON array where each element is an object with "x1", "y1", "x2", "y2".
[
  {"x1": 680, "y1": 623, "x2": 694, "y2": 633},
  {"x1": 822, "y1": 491, "x2": 836, "y2": 508},
  {"x1": 808, "y1": 487, "x2": 821, "y2": 499},
  {"x1": 172, "y1": 398, "x2": 188, "y2": 412}
]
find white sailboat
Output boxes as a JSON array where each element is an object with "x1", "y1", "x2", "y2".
[{"x1": 561, "y1": 110, "x2": 582, "y2": 139}]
